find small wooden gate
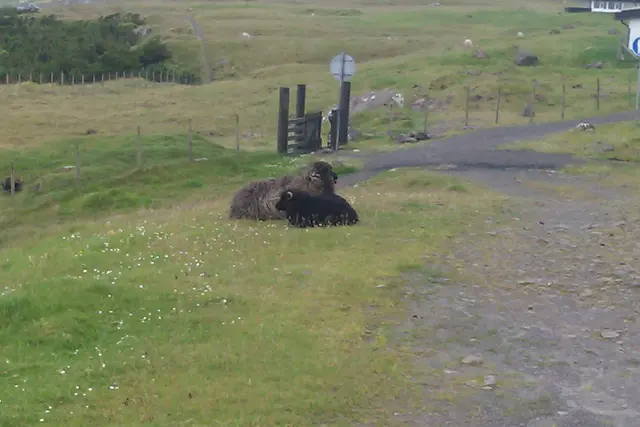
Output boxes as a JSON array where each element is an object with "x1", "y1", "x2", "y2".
[
  {"x1": 286, "y1": 111, "x2": 322, "y2": 152},
  {"x1": 277, "y1": 85, "x2": 323, "y2": 154}
]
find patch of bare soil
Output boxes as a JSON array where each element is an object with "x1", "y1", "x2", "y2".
[{"x1": 389, "y1": 168, "x2": 640, "y2": 427}]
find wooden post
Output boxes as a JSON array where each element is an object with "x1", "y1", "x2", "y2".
[
  {"x1": 152, "y1": 70, "x2": 156, "y2": 82},
  {"x1": 136, "y1": 126, "x2": 142, "y2": 169},
  {"x1": 39, "y1": 72, "x2": 42, "y2": 85},
  {"x1": 596, "y1": 77, "x2": 600, "y2": 111},
  {"x1": 188, "y1": 119, "x2": 193, "y2": 161},
  {"x1": 75, "y1": 143, "x2": 81, "y2": 186},
  {"x1": 9, "y1": 161, "x2": 15, "y2": 196},
  {"x1": 423, "y1": 105, "x2": 428, "y2": 134},
  {"x1": 529, "y1": 82, "x2": 535, "y2": 124},
  {"x1": 4, "y1": 73, "x2": 7, "y2": 85},
  {"x1": 338, "y1": 81, "x2": 351, "y2": 146},
  {"x1": 115, "y1": 71, "x2": 119, "y2": 80},
  {"x1": 93, "y1": 74, "x2": 96, "y2": 85},
  {"x1": 28, "y1": 72, "x2": 32, "y2": 82},
  {"x1": 71, "y1": 74, "x2": 75, "y2": 85},
  {"x1": 464, "y1": 86, "x2": 469, "y2": 127},
  {"x1": 276, "y1": 87, "x2": 290, "y2": 154},
  {"x1": 561, "y1": 83, "x2": 566, "y2": 120},
  {"x1": 495, "y1": 88, "x2": 501, "y2": 124},
  {"x1": 17, "y1": 73, "x2": 21, "y2": 84},
  {"x1": 50, "y1": 72, "x2": 54, "y2": 86},
  {"x1": 295, "y1": 84, "x2": 306, "y2": 118},
  {"x1": 61, "y1": 71, "x2": 64, "y2": 85},
  {"x1": 160, "y1": 71, "x2": 163, "y2": 83},
  {"x1": 81, "y1": 75, "x2": 85, "y2": 85},
  {"x1": 388, "y1": 104, "x2": 394, "y2": 137},
  {"x1": 235, "y1": 113, "x2": 240, "y2": 153},
  {"x1": 101, "y1": 73, "x2": 104, "y2": 87}
]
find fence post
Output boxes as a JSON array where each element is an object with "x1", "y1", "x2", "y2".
[
  {"x1": 61, "y1": 71, "x2": 64, "y2": 86},
  {"x1": 561, "y1": 83, "x2": 566, "y2": 120},
  {"x1": 81, "y1": 74, "x2": 85, "y2": 85},
  {"x1": 277, "y1": 87, "x2": 290, "y2": 154},
  {"x1": 71, "y1": 74, "x2": 75, "y2": 85},
  {"x1": 136, "y1": 126, "x2": 142, "y2": 169},
  {"x1": 10, "y1": 161, "x2": 15, "y2": 196},
  {"x1": 18, "y1": 73, "x2": 21, "y2": 84},
  {"x1": 464, "y1": 86, "x2": 469, "y2": 127},
  {"x1": 296, "y1": 84, "x2": 306, "y2": 118},
  {"x1": 4, "y1": 73, "x2": 7, "y2": 85},
  {"x1": 101, "y1": 73, "x2": 105, "y2": 87},
  {"x1": 596, "y1": 77, "x2": 600, "y2": 111},
  {"x1": 495, "y1": 88, "x2": 501, "y2": 124},
  {"x1": 529, "y1": 82, "x2": 535, "y2": 124},
  {"x1": 423, "y1": 103, "x2": 428, "y2": 134},
  {"x1": 75, "y1": 143, "x2": 81, "y2": 186},
  {"x1": 188, "y1": 119, "x2": 193, "y2": 161},
  {"x1": 28, "y1": 72, "x2": 32, "y2": 82},
  {"x1": 39, "y1": 73, "x2": 42, "y2": 85},
  {"x1": 235, "y1": 113, "x2": 240, "y2": 153},
  {"x1": 338, "y1": 81, "x2": 351, "y2": 146},
  {"x1": 50, "y1": 72, "x2": 54, "y2": 87},
  {"x1": 388, "y1": 104, "x2": 394, "y2": 137}
]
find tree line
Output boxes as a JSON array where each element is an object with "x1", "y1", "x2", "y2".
[{"x1": 0, "y1": 9, "x2": 199, "y2": 84}]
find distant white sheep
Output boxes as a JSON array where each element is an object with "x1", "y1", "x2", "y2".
[
  {"x1": 517, "y1": 31, "x2": 524, "y2": 38},
  {"x1": 463, "y1": 39, "x2": 473, "y2": 48},
  {"x1": 241, "y1": 32, "x2": 251, "y2": 38}
]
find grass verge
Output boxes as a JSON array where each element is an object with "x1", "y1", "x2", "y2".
[
  {"x1": 498, "y1": 120, "x2": 640, "y2": 189},
  {"x1": 0, "y1": 165, "x2": 506, "y2": 426}
]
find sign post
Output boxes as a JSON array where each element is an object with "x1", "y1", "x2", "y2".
[{"x1": 329, "y1": 52, "x2": 356, "y2": 150}]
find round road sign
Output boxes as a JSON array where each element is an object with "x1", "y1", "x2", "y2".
[
  {"x1": 330, "y1": 52, "x2": 356, "y2": 82},
  {"x1": 633, "y1": 37, "x2": 640, "y2": 56}
]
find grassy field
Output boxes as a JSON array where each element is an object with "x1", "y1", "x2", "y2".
[
  {"x1": 0, "y1": 152, "x2": 508, "y2": 425},
  {"x1": 0, "y1": 0, "x2": 637, "y2": 153},
  {"x1": 1, "y1": 0, "x2": 635, "y2": 424},
  {"x1": 499, "y1": 120, "x2": 640, "y2": 189}
]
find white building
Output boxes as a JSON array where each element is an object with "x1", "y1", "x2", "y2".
[{"x1": 566, "y1": 1, "x2": 640, "y2": 58}]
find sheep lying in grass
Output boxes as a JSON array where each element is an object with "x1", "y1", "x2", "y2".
[
  {"x1": 275, "y1": 188, "x2": 359, "y2": 228},
  {"x1": 228, "y1": 161, "x2": 338, "y2": 221},
  {"x1": 2, "y1": 176, "x2": 23, "y2": 193}
]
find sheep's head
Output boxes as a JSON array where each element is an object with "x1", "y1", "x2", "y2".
[
  {"x1": 275, "y1": 189, "x2": 296, "y2": 211},
  {"x1": 306, "y1": 161, "x2": 337, "y2": 191}
]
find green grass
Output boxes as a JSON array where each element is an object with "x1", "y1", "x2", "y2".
[
  {"x1": 2, "y1": 0, "x2": 638, "y2": 152},
  {"x1": 498, "y1": 120, "x2": 640, "y2": 189},
  {"x1": 0, "y1": 155, "x2": 507, "y2": 425}
]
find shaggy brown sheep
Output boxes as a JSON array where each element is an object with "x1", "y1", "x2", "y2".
[{"x1": 228, "y1": 161, "x2": 338, "y2": 221}]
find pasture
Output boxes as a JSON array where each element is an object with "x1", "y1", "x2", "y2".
[{"x1": 1, "y1": 0, "x2": 638, "y2": 425}]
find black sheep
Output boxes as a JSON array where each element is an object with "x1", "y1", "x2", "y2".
[{"x1": 275, "y1": 189, "x2": 359, "y2": 228}]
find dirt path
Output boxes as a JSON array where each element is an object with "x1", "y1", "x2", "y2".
[{"x1": 338, "y1": 113, "x2": 640, "y2": 426}]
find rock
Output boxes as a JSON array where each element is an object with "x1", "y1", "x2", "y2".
[
  {"x1": 608, "y1": 28, "x2": 619, "y2": 35},
  {"x1": 600, "y1": 330, "x2": 619, "y2": 339},
  {"x1": 562, "y1": 24, "x2": 575, "y2": 30},
  {"x1": 585, "y1": 61, "x2": 604, "y2": 69},
  {"x1": 522, "y1": 104, "x2": 535, "y2": 117},
  {"x1": 579, "y1": 289, "x2": 594, "y2": 298},
  {"x1": 461, "y1": 355, "x2": 484, "y2": 366},
  {"x1": 396, "y1": 134, "x2": 418, "y2": 144},
  {"x1": 549, "y1": 29, "x2": 561, "y2": 35},
  {"x1": 85, "y1": 128, "x2": 97, "y2": 135},
  {"x1": 515, "y1": 49, "x2": 539, "y2": 66},
  {"x1": 598, "y1": 143, "x2": 615, "y2": 153},
  {"x1": 472, "y1": 48, "x2": 488, "y2": 59},
  {"x1": 483, "y1": 375, "x2": 497, "y2": 388}
]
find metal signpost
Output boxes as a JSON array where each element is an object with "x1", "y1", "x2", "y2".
[
  {"x1": 632, "y1": 37, "x2": 640, "y2": 125},
  {"x1": 329, "y1": 52, "x2": 356, "y2": 150}
]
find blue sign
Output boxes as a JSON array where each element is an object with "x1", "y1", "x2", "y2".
[{"x1": 632, "y1": 37, "x2": 640, "y2": 56}]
